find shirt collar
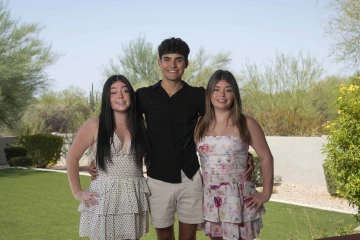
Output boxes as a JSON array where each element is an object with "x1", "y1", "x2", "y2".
[
  {"x1": 151, "y1": 80, "x2": 189, "y2": 91},
  {"x1": 151, "y1": 80, "x2": 162, "y2": 90}
]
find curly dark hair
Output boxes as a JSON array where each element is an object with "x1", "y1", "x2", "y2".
[{"x1": 158, "y1": 37, "x2": 190, "y2": 61}]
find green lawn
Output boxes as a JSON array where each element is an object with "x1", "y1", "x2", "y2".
[{"x1": 0, "y1": 168, "x2": 358, "y2": 240}]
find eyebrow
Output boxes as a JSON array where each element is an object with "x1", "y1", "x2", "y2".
[
  {"x1": 214, "y1": 86, "x2": 231, "y2": 88},
  {"x1": 111, "y1": 86, "x2": 128, "y2": 89},
  {"x1": 162, "y1": 56, "x2": 184, "y2": 60}
]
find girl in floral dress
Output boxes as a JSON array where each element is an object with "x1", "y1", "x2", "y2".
[{"x1": 194, "y1": 70, "x2": 274, "y2": 240}]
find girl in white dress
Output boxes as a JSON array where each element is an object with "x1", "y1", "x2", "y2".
[{"x1": 67, "y1": 75, "x2": 151, "y2": 240}]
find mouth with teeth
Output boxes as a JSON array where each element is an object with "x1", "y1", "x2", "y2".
[{"x1": 116, "y1": 101, "x2": 126, "y2": 104}]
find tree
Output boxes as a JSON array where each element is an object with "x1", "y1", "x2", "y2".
[
  {"x1": 240, "y1": 51, "x2": 324, "y2": 136},
  {"x1": 19, "y1": 86, "x2": 97, "y2": 134},
  {"x1": 102, "y1": 35, "x2": 231, "y2": 89},
  {"x1": 322, "y1": 73, "x2": 360, "y2": 220},
  {"x1": 308, "y1": 75, "x2": 350, "y2": 122},
  {"x1": 183, "y1": 47, "x2": 231, "y2": 87},
  {"x1": 14, "y1": 86, "x2": 99, "y2": 162},
  {"x1": 0, "y1": 1, "x2": 58, "y2": 129},
  {"x1": 324, "y1": 0, "x2": 360, "y2": 69},
  {"x1": 102, "y1": 35, "x2": 160, "y2": 88}
]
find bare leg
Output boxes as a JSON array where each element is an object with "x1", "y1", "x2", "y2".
[
  {"x1": 155, "y1": 225, "x2": 175, "y2": 240},
  {"x1": 178, "y1": 222, "x2": 198, "y2": 240}
]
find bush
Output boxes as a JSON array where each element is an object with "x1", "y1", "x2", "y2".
[
  {"x1": 4, "y1": 147, "x2": 27, "y2": 166},
  {"x1": 22, "y1": 134, "x2": 63, "y2": 168},
  {"x1": 322, "y1": 73, "x2": 360, "y2": 221},
  {"x1": 250, "y1": 152, "x2": 263, "y2": 187},
  {"x1": 322, "y1": 161, "x2": 337, "y2": 196},
  {"x1": 10, "y1": 157, "x2": 32, "y2": 167}
]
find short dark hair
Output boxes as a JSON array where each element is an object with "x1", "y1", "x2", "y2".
[{"x1": 158, "y1": 37, "x2": 190, "y2": 61}]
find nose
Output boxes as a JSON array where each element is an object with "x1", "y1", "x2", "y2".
[
  {"x1": 170, "y1": 59, "x2": 176, "y2": 68},
  {"x1": 220, "y1": 90, "x2": 225, "y2": 97}
]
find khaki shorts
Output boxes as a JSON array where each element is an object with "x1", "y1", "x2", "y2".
[{"x1": 147, "y1": 170, "x2": 204, "y2": 228}]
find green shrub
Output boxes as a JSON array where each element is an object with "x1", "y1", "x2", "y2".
[
  {"x1": 10, "y1": 157, "x2": 33, "y2": 167},
  {"x1": 322, "y1": 161, "x2": 338, "y2": 196},
  {"x1": 250, "y1": 152, "x2": 263, "y2": 187},
  {"x1": 22, "y1": 134, "x2": 63, "y2": 168},
  {"x1": 4, "y1": 147, "x2": 27, "y2": 166},
  {"x1": 322, "y1": 73, "x2": 360, "y2": 221}
]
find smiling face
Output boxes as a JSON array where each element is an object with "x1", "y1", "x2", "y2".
[
  {"x1": 158, "y1": 53, "x2": 187, "y2": 82},
  {"x1": 110, "y1": 81, "x2": 130, "y2": 113},
  {"x1": 211, "y1": 79, "x2": 234, "y2": 111}
]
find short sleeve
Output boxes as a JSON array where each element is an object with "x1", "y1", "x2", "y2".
[{"x1": 135, "y1": 88, "x2": 145, "y2": 115}]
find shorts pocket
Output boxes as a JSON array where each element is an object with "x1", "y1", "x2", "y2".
[{"x1": 192, "y1": 171, "x2": 204, "y2": 193}]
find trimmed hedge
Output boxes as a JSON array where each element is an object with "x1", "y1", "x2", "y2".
[
  {"x1": 250, "y1": 152, "x2": 263, "y2": 187},
  {"x1": 4, "y1": 147, "x2": 27, "y2": 166},
  {"x1": 323, "y1": 160, "x2": 338, "y2": 196},
  {"x1": 10, "y1": 157, "x2": 33, "y2": 167},
  {"x1": 22, "y1": 134, "x2": 63, "y2": 168}
]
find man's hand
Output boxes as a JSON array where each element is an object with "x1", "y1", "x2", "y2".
[
  {"x1": 244, "y1": 153, "x2": 255, "y2": 181},
  {"x1": 88, "y1": 160, "x2": 98, "y2": 180}
]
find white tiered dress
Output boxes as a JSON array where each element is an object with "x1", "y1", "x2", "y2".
[
  {"x1": 197, "y1": 136, "x2": 265, "y2": 240},
  {"x1": 78, "y1": 134, "x2": 150, "y2": 240}
]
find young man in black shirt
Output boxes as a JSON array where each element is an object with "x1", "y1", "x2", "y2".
[{"x1": 136, "y1": 38, "x2": 205, "y2": 240}]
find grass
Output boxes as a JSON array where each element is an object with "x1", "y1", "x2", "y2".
[
  {"x1": 260, "y1": 202, "x2": 359, "y2": 239},
  {"x1": 0, "y1": 168, "x2": 359, "y2": 240}
]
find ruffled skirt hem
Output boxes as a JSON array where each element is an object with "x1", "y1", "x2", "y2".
[
  {"x1": 199, "y1": 217, "x2": 263, "y2": 240},
  {"x1": 79, "y1": 211, "x2": 149, "y2": 240}
]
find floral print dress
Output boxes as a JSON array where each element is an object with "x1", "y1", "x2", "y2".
[{"x1": 197, "y1": 136, "x2": 265, "y2": 240}]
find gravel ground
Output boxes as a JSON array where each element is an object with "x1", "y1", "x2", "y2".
[{"x1": 264, "y1": 182, "x2": 359, "y2": 214}]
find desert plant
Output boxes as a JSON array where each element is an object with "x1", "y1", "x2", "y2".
[{"x1": 322, "y1": 73, "x2": 360, "y2": 221}]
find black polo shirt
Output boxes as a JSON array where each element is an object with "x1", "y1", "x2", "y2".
[{"x1": 136, "y1": 80, "x2": 205, "y2": 183}]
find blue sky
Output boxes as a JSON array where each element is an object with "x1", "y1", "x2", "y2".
[{"x1": 8, "y1": 0, "x2": 345, "y2": 94}]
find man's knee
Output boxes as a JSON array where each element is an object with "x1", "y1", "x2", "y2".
[
  {"x1": 178, "y1": 222, "x2": 198, "y2": 240},
  {"x1": 155, "y1": 225, "x2": 175, "y2": 240}
]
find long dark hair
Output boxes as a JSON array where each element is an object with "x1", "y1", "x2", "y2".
[
  {"x1": 96, "y1": 75, "x2": 150, "y2": 170},
  {"x1": 194, "y1": 70, "x2": 251, "y2": 144}
]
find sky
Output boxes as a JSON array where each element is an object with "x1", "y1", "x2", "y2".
[{"x1": 7, "y1": 0, "x2": 347, "y2": 94}]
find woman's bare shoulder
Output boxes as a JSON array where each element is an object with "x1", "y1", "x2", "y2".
[
  {"x1": 245, "y1": 115, "x2": 257, "y2": 126},
  {"x1": 79, "y1": 117, "x2": 99, "y2": 134}
]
